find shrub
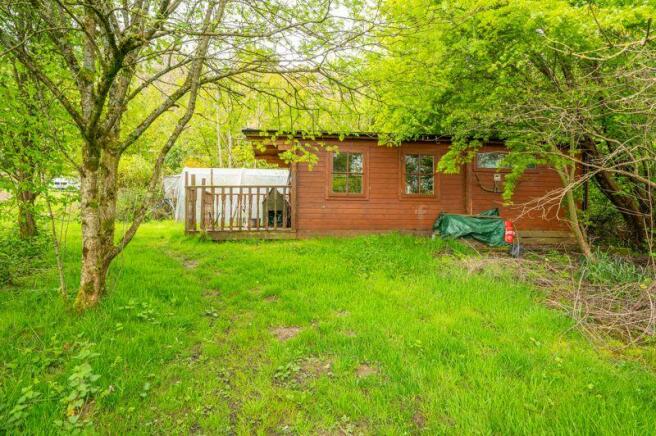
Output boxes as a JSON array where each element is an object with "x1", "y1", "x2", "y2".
[
  {"x1": 582, "y1": 185, "x2": 636, "y2": 248},
  {"x1": 0, "y1": 230, "x2": 50, "y2": 286}
]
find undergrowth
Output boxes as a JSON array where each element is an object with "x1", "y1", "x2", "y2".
[
  {"x1": 580, "y1": 249, "x2": 653, "y2": 285},
  {"x1": 0, "y1": 230, "x2": 51, "y2": 286}
]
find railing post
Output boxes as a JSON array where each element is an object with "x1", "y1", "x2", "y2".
[
  {"x1": 184, "y1": 171, "x2": 190, "y2": 232},
  {"x1": 282, "y1": 186, "x2": 288, "y2": 229},
  {"x1": 273, "y1": 186, "x2": 278, "y2": 230},
  {"x1": 246, "y1": 186, "x2": 252, "y2": 231},
  {"x1": 211, "y1": 182, "x2": 216, "y2": 231},
  {"x1": 200, "y1": 178, "x2": 207, "y2": 232},
  {"x1": 290, "y1": 163, "x2": 297, "y2": 231},
  {"x1": 255, "y1": 187, "x2": 261, "y2": 230},
  {"x1": 237, "y1": 186, "x2": 243, "y2": 231},
  {"x1": 220, "y1": 186, "x2": 225, "y2": 231},
  {"x1": 190, "y1": 174, "x2": 197, "y2": 231},
  {"x1": 228, "y1": 186, "x2": 233, "y2": 230}
]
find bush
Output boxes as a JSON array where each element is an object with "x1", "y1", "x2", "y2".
[
  {"x1": 116, "y1": 187, "x2": 173, "y2": 222},
  {"x1": 0, "y1": 230, "x2": 51, "y2": 286},
  {"x1": 116, "y1": 154, "x2": 174, "y2": 222},
  {"x1": 582, "y1": 184, "x2": 637, "y2": 248}
]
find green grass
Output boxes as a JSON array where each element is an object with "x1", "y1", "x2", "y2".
[{"x1": 1, "y1": 221, "x2": 656, "y2": 434}]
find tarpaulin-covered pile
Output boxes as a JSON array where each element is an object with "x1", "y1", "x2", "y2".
[{"x1": 433, "y1": 208, "x2": 508, "y2": 247}]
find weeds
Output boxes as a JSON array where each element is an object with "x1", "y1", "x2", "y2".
[
  {"x1": 55, "y1": 342, "x2": 102, "y2": 431},
  {"x1": 120, "y1": 299, "x2": 160, "y2": 324},
  {"x1": 1, "y1": 340, "x2": 104, "y2": 433},
  {"x1": 469, "y1": 247, "x2": 656, "y2": 346},
  {"x1": 580, "y1": 249, "x2": 652, "y2": 285},
  {"x1": 273, "y1": 361, "x2": 301, "y2": 386},
  {"x1": 1, "y1": 385, "x2": 41, "y2": 430}
]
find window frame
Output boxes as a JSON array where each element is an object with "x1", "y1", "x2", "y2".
[
  {"x1": 325, "y1": 145, "x2": 369, "y2": 200},
  {"x1": 474, "y1": 149, "x2": 538, "y2": 173},
  {"x1": 399, "y1": 149, "x2": 439, "y2": 199}
]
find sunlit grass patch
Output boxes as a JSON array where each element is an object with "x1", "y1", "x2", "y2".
[{"x1": 1, "y1": 222, "x2": 656, "y2": 433}]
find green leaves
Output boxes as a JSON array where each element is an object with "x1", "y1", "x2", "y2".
[
  {"x1": 0, "y1": 340, "x2": 103, "y2": 432},
  {"x1": 55, "y1": 342, "x2": 102, "y2": 431},
  {"x1": 368, "y1": 0, "x2": 656, "y2": 225},
  {"x1": 2, "y1": 385, "x2": 41, "y2": 429}
]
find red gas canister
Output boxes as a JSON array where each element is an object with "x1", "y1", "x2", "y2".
[{"x1": 504, "y1": 220, "x2": 515, "y2": 244}]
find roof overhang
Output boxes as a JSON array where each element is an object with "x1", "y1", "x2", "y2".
[
  {"x1": 242, "y1": 128, "x2": 507, "y2": 163},
  {"x1": 242, "y1": 128, "x2": 456, "y2": 143}
]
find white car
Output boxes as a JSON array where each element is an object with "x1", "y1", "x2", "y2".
[{"x1": 51, "y1": 177, "x2": 80, "y2": 190}]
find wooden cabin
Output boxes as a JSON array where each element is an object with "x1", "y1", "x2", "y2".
[{"x1": 184, "y1": 130, "x2": 573, "y2": 244}]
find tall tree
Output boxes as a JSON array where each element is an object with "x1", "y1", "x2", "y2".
[
  {"x1": 0, "y1": 58, "x2": 69, "y2": 239},
  {"x1": 0, "y1": 0, "x2": 376, "y2": 309},
  {"x1": 367, "y1": 0, "x2": 656, "y2": 251}
]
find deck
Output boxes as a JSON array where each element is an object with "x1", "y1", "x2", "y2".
[{"x1": 184, "y1": 172, "x2": 296, "y2": 240}]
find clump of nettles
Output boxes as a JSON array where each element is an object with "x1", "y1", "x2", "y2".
[
  {"x1": 1, "y1": 341, "x2": 106, "y2": 432},
  {"x1": 55, "y1": 342, "x2": 102, "y2": 431}
]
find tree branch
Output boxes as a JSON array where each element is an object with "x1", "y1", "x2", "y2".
[{"x1": 109, "y1": 0, "x2": 221, "y2": 260}]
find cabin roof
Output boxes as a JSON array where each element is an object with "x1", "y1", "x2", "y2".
[
  {"x1": 243, "y1": 128, "x2": 505, "y2": 164},
  {"x1": 241, "y1": 128, "x2": 457, "y2": 143}
]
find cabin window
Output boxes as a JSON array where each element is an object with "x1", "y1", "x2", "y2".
[
  {"x1": 477, "y1": 152, "x2": 509, "y2": 169},
  {"x1": 477, "y1": 151, "x2": 536, "y2": 169},
  {"x1": 404, "y1": 154, "x2": 434, "y2": 195},
  {"x1": 332, "y1": 152, "x2": 364, "y2": 194}
]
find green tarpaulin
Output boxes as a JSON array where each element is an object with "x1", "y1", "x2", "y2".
[{"x1": 433, "y1": 208, "x2": 508, "y2": 247}]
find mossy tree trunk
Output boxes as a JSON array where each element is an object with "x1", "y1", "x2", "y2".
[
  {"x1": 564, "y1": 187, "x2": 593, "y2": 259},
  {"x1": 75, "y1": 143, "x2": 120, "y2": 310},
  {"x1": 17, "y1": 187, "x2": 38, "y2": 239},
  {"x1": 580, "y1": 138, "x2": 650, "y2": 250},
  {"x1": 70, "y1": 5, "x2": 215, "y2": 311}
]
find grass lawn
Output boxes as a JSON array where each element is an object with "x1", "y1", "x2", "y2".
[{"x1": 2, "y1": 221, "x2": 656, "y2": 434}]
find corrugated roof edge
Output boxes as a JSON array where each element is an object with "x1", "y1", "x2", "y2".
[{"x1": 241, "y1": 128, "x2": 506, "y2": 145}]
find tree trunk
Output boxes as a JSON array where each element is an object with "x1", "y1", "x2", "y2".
[
  {"x1": 581, "y1": 139, "x2": 649, "y2": 248},
  {"x1": 17, "y1": 189, "x2": 38, "y2": 239},
  {"x1": 564, "y1": 188, "x2": 593, "y2": 259},
  {"x1": 228, "y1": 131, "x2": 233, "y2": 168},
  {"x1": 215, "y1": 91, "x2": 223, "y2": 167},
  {"x1": 557, "y1": 168, "x2": 593, "y2": 258},
  {"x1": 74, "y1": 148, "x2": 119, "y2": 310}
]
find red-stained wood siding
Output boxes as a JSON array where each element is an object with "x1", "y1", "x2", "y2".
[
  {"x1": 259, "y1": 138, "x2": 570, "y2": 236},
  {"x1": 465, "y1": 144, "x2": 567, "y2": 233}
]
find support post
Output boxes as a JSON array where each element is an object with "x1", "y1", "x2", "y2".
[
  {"x1": 464, "y1": 162, "x2": 473, "y2": 215},
  {"x1": 290, "y1": 163, "x2": 298, "y2": 231},
  {"x1": 190, "y1": 174, "x2": 197, "y2": 231},
  {"x1": 184, "y1": 171, "x2": 190, "y2": 232},
  {"x1": 200, "y1": 178, "x2": 207, "y2": 231}
]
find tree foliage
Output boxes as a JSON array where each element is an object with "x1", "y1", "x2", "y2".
[
  {"x1": 0, "y1": 52, "x2": 72, "y2": 239},
  {"x1": 366, "y1": 0, "x2": 656, "y2": 252},
  {"x1": 0, "y1": 0, "x2": 378, "y2": 309}
]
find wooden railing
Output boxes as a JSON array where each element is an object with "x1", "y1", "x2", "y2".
[{"x1": 185, "y1": 180, "x2": 294, "y2": 233}]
